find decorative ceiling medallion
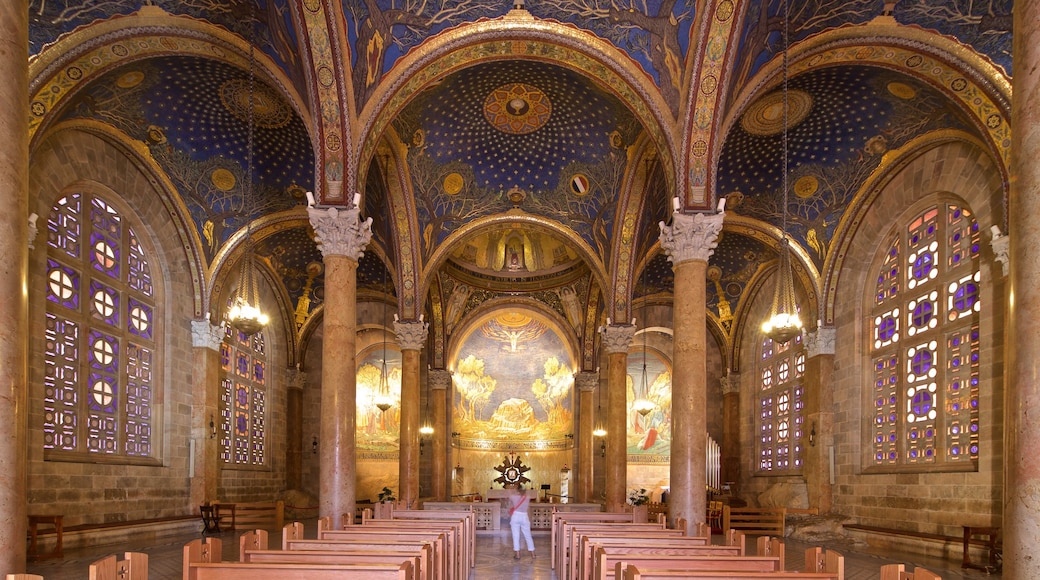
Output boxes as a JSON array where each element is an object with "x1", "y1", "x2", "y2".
[
  {"x1": 443, "y1": 172, "x2": 464, "y2": 195},
  {"x1": 483, "y1": 83, "x2": 552, "y2": 135},
  {"x1": 571, "y1": 174, "x2": 590, "y2": 196},
  {"x1": 211, "y1": 168, "x2": 236, "y2": 191},
  {"x1": 740, "y1": 89, "x2": 813, "y2": 136},
  {"x1": 794, "y1": 175, "x2": 819, "y2": 198},
  {"x1": 887, "y1": 81, "x2": 917, "y2": 99},
  {"x1": 220, "y1": 79, "x2": 292, "y2": 129}
]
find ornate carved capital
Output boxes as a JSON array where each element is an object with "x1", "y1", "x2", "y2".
[
  {"x1": 308, "y1": 205, "x2": 373, "y2": 261},
  {"x1": 190, "y1": 319, "x2": 223, "y2": 351},
  {"x1": 286, "y1": 367, "x2": 306, "y2": 390},
  {"x1": 428, "y1": 369, "x2": 452, "y2": 391},
  {"x1": 659, "y1": 210, "x2": 725, "y2": 264},
  {"x1": 990, "y1": 225, "x2": 1009, "y2": 278},
  {"x1": 575, "y1": 371, "x2": 600, "y2": 392},
  {"x1": 719, "y1": 373, "x2": 741, "y2": 395},
  {"x1": 805, "y1": 326, "x2": 836, "y2": 357},
  {"x1": 600, "y1": 324, "x2": 635, "y2": 354},
  {"x1": 394, "y1": 319, "x2": 429, "y2": 351}
]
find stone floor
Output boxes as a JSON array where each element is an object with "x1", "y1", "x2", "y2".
[{"x1": 23, "y1": 520, "x2": 1001, "y2": 579}]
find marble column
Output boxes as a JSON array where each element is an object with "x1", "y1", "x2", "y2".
[
  {"x1": 1006, "y1": 1, "x2": 1040, "y2": 575},
  {"x1": 0, "y1": 0, "x2": 28, "y2": 572},
  {"x1": 803, "y1": 327, "x2": 834, "y2": 514},
  {"x1": 190, "y1": 321, "x2": 223, "y2": 508},
  {"x1": 429, "y1": 370, "x2": 451, "y2": 501},
  {"x1": 719, "y1": 373, "x2": 740, "y2": 489},
  {"x1": 395, "y1": 320, "x2": 429, "y2": 508},
  {"x1": 575, "y1": 371, "x2": 599, "y2": 504},
  {"x1": 286, "y1": 367, "x2": 306, "y2": 491},
  {"x1": 660, "y1": 208, "x2": 724, "y2": 532},
  {"x1": 309, "y1": 206, "x2": 372, "y2": 528},
  {"x1": 600, "y1": 325, "x2": 635, "y2": 512}
]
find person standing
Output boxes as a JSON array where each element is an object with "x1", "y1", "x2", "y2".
[{"x1": 509, "y1": 485, "x2": 535, "y2": 559}]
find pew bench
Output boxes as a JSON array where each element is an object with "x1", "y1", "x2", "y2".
[
  {"x1": 290, "y1": 535, "x2": 443, "y2": 580},
  {"x1": 360, "y1": 517, "x2": 470, "y2": 576},
  {"x1": 582, "y1": 542, "x2": 749, "y2": 580},
  {"x1": 327, "y1": 525, "x2": 457, "y2": 579},
  {"x1": 723, "y1": 506, "x2": 786, "y2": 537},
  {"x1": 552, "y1": 512, "x2": 639, "y2": 568},
  {"x1": 88, "y1": 551, "x2": 147, "y2": 580},
  {"x1": 184, "y1": 561, "x2": 414, "y2": 579},
  {"x1": 576, "y1": 534, "x2": 717, "y2": 580},
  {"x1": 880, "y1": 564, "x2": 940, "y2": 580},
  {"x1": 557, "y1": 521, "x2": 669, "y2": 574},
  {"x1": 242, "y1": 549, "x2": 422, "y2": 580},
  {"x1": 618, "y1": 565, "x2": 844, "y2": 580},
  {"x1": 594, "y1": 548, "x2": 783, "y2": 580}
]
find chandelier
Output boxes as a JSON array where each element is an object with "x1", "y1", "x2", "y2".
[
  {"x1": 374, "y1": 265, "x2": 394, "y2": 413},
  {"x1": 633, "y1": 272, "x2": 655, "y2": 417},
  {"x1": 760, "y1": 0, "x2": 802, "y2": 344},
  {"x1": 228, "y1": 29, "x2": 269, "y2": 336}
]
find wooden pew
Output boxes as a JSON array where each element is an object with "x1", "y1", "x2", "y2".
[
  {"x1": 574, "y1": 529, "x2": 723, "y2": 580},
  {"x1": 184, "y1": 561, "x2": 414, "y2": 579},
  {"x1": 552, "y1": 512, "x2": 637, "y2": 568},
  {"x1": 558, "y1": 522, "x2": 670, "y2": 577},
  {"x1": 339, "y1": 522, "x2": 461, "y2": 579},
  {"x1": 618, "y1": 563, "x2": 844, "y2": 580},
  {"x1": 182, "y1": 538, "x2": 222, "y2": 571},
  {"x1": 580, "y1": 537, "x2": 748, "y2": 580},
  {"x1": 880, "y1": 564, "x2": 941, "y2": 580},
  {"x1": 89, "y1": 552, "x2": 148, "y2": 580},
  {"x1": 242, "y1": 549, "x2": 422, "y2": 580},
  {"x1": 283, "y1": 538, "x2": 437, "y2": 580},
  {"x1": 311, "y1": 529, "x2": 448, "y2": 580},
  {"x1": 6, "y1": 575, "x2": 44, "y2": 580},
  {"x1": 723, "y1": 506, "x2": 786, "y2": 537},
  {"x1": 239, "y1": 529, "x2": 268, "y2": 555},
  {"x1": 594, "y1": 547, "x2": 783, "y2": 580},
  {"x1": 392, "y1": 509, "x2": 476, "y2": 568}
]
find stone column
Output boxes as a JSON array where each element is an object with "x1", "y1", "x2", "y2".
[
  {"x1": 0, "y1": 0, "x2": 28, "y2": 573},
  {"x1": 575, "y1": 371, "x2": 599, "y2": 504},
  {"x1": 719, "y1": 373, "x2": 740, "y2": 489},
  {"x1": 1006, "y1": 1, "x2": 1040, "y2": 574},
  {"x1": 190, "y1": 320, "x2": 223, "y2": 508},
  {"x1": 309, "y1": 206, "x2": 373, "y2": 528},
  {"x1": 600, "y1": 325, "x2": 635, "y2": 512},
  {"x1": 429, "y1": 370, "x2": 451, "y2": 501},
  {"x1": 395, "y1": 319, "x2": 429, "y2": 508},
  {"x1": 286, "y1": 367, "x2": 306, "y2": 491},
  {"x1": 803, "y1": 327, "x2": 834, "y2": 513},
  {"x1": 660, "y1": 208, "x2": 724, "y2": 532}
]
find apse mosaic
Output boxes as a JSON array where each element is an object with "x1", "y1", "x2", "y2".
[
  {"x1": 57, "y1": 56, "x2": 314, "y2": 261},
  {"x1": 344, "y1": 0, "x2": 694, "y2": 110},
  {"x1": 733, "y1": 0, "x2": 1012, "y2": 91},
  {"x1": 626, "y1": 346, "x2": 672, "y2": 463},
  {"x1": 356, "y1": 347, "x2": 403, "y2": 457},
  {"x1": 393, "y1": 60, "x2": 639, "y2": 259},
  {"x1": 718, "y1": 66, "x2": 977, "y2": 271},
  {"x1": 452, "y1": 311, "x2": 574, "y2": 450}
]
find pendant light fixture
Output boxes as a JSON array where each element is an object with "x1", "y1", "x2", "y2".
[
  {"x1": 632, "y1": 270, "x2": 655, "y2": 417},
  {"x1": 227, "y1": 20, "x2": 269, "y2": 336},
  {"x1": 375, "y1": 264, "x2": 393, "y2": 413},
  {"x1": 760, "y1": 0, "x2": 802, "y2": 345}
]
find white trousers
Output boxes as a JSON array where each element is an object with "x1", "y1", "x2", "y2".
[{"x1": 510, "y1": 511, "x2": 534, "y2": 551}]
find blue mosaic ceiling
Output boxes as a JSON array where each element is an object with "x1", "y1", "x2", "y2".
[{"x1": 58, "y1": 55, "x2": 314, "y2": 260}]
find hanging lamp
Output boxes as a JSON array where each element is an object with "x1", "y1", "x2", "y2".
[
  {"x1": 632, "y1": 271, "x2": 655, "y2": 417},
  {"x1": 375, "y1": 265, "x2": 394, "y2": 413},
  {"x1": 227, "y1": 25, "x2": 269, "y2": 335},
  {"x1": 760, "y1": 0, "x2": 802, "y2": 345}
]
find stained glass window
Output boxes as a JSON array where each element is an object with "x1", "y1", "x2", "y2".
[
  {"x1": 870, "y1": 202, "x2": 980, "y2": 468},
  {"x1": 219, "y1": 320, "x2": 267, "y2": 466},
  {"x1": 43, "y1": 193, "x2": 155, "y2": 459},
  {"x1": 757, "y1": 335, "x2": 805, "y2": 472}
]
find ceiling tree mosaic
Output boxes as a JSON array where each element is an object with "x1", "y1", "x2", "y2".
[{"x1": 452, "y1": 309, "x2": 574, "y2": 450}]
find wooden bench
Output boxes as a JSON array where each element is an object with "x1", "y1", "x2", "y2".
[
  {"x1": 349, "y1": 520, "x2": 465, "y2": 579},
  {"x1": 723, "y1": 506, "x2": 786, "y2": 536},
  {"x1": 88, "y1": 551, "x2": 148, "y2": 580},
  {"x1": 184, "y1": 561, "x2": 414, "y2": 579},
  {"x1": 214, "y1": 501, "x2": 284, "y2": 532},
  {"x1": 318, "y1": 528, "x2": 449, "y2": 580},
  {"x1": 283, "y1": 538, "x2": 437, "y2": 580},
  {"x1": 243, "y1": 549, "x2": 421, "y2": 579},
  {"x1": 558, "y1": 522, "x2": 669, "y2": 576},
  {"x1": 582, "y1": 537, "x2": 750, "y2": 580},
  {"x1": 552, "y1": 512, "x2": 638, "y2": 568},
  {"x1": 880, "y1": 564, "x2": 940, "y2": 580},
  {"x1": 616, "y1": 546, "x2": 845, "y2": 580},
  {"x1": 576, "y1": 533, "x2": 717, "y2": 580},
  {"x1": 392, "y1": 509, "x2": 477, "y2": 568}
]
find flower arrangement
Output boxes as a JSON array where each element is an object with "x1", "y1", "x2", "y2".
[{"x1": 628, "y1": 488, "x2": 650, "y2": 506}]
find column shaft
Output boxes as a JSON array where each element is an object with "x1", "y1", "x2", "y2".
[
  {"x1": 670, "y1": 259, "x2": 708, "y2": 530},
  {"x1": 429, "y1": 370, "x2": 451, "y2": 501},
  {"x1": 720, "y1": 379, "x2": 740, "y2": 488},
  {"x1": 0, "y1": 2, "x2": 30, "y2": 569},
  {"x1": 189, "y1": 326, "x2": 221, "y2": 508},
  {"x1": 1005, "y1": 0, "x2": 1040, "y2": 574},
  {"x1": 605, "y1": 350, "x2": 628, "y2": 512},
  {"x1": 803, "y1": 331, "x2": 834, "y2": 514},
  {"x1": 576, "y1": 384, "x2": 594, "y2": 503},
  {"x1": 399, "y1": 348, "x2": 420, "y2": 507},
  {"x1": 320, "y1": 254, "x2": 359, "y2": 528}
]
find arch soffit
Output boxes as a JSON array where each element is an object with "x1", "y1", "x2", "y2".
[
  {"x1": 447, "y1": 296, "x2": 581, "y2": 372},
  {"x1": 35, "y1": 120, "x2": 206, "y2": 316},
  {"x1": 354, "y1": 15, "x2": 678, "y2": 199},
  {"x1": 28, "y1": 11, "x2": 312, "y2": 151},
  {"x1": 372, "y1": 134, "x2": 422, "y2": 320},
  {"x1": 718, "y1": 23, "x2": 1011, "y2": 185},
  {"x1": 823, "y1": 131, "x2": 1001, "y2": 324},
  {"x1": 419, "y1": 212, "x2": 611, "y2": 314}
]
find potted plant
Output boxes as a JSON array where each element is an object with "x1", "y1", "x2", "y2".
[
  {"x1": 378, "y1": 486, "x2": 396, "y2": 503},
  {"x1": 628, "y1": 488, "x2": 650, "y2": 506}
]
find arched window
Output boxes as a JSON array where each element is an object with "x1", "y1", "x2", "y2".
[
  {"x1": 43, "y1": 192, "x2": 157, "y2": 460},
  {"x1": 219, "y1": 321, "x2": 267, "y2": 466},
  {"x1": 869, "y1": 201, "x2": 980, "y2": 468},
  {"x1": 756, "y1": 335, "x2": 805, "y2": 472}
]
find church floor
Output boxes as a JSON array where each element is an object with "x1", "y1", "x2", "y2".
[{"x1": 24, "y1": 520, "x2": 1000, "y2": 579}]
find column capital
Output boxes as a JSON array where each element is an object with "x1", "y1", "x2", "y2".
[
  {"x1": 600, "y1": 324, "x2": 635, "y2": 354},
  {"x1": 429, "y1": 369, "x2": 452, "y2": 390},
  {"x1": 308, "y1": 205, "x2": 373, "y2": 261},
  {"x1": 575, "y1": 371, "x2": 600, "y2": 392},
  {"x1": 720, "y1": 373, "x2": 741, "y2": 395},
  {"x1": 394, "y1": 319, "x2": 429, "y2": 351},
  {"x1": 286, "y1": 367, "x2": 307, "y2": 390},
  {"x1": 659, "y1": 210, "x2": 725, "y2": 264},
  {"x1": 191, "y1": 319, "x2": 223, "y2": 351},
  {"x1": 805, "y1": 326, "x2": 836, "y2": 357}
]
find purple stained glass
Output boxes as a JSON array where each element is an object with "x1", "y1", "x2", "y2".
[
  {"x1": 911, "y1": 349, "x2": 933, "y2": 375},
  {"x1": 925, "y1": 449, "x2": 934, "y2": 457},
  {"x1": 878, "y1": 317, "x2": 897, "y2": 341},
  {"x1": 236, "y1": 385, "x2": 248, "y2": 407},
  {"x1": 127, "y1": 298, "x2": 152, "y2": 339},
  {"x1": 253, "y1": 360, "x2": 265, "y2": 384},
  {"x1": 236, "y1": 414, "x2": 248, "y2": 435},
  {"x1": 911, "y1": 302, "x2": 933, "y2": 328},
  {"x1": 912, "y1": 253, "x2": 933, "y2": 280},
  {"x1": 912, "y1": 390, "x2": 931, "y2": 415},
  {"x1": 954, "y1": 283, "x2": 979, "y2": 311},
  {"x1": 236, "y1": 353, "x2": 249, "y2": 377}
]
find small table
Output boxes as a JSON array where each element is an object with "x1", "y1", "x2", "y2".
[
  {"x1": 962, "y1": 525, "x2": 1000, "y2": 571},
  {"x1": 27, "y1": 515, "x2": 63, "y2": 560},
  {"x1": 200, "y1": 505, "x2": 220, "y2": 535}
]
